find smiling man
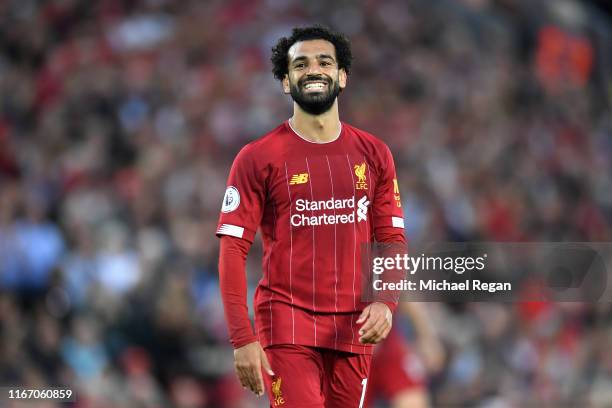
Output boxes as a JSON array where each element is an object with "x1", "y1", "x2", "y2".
[{"x1": 216, "y1": 25, "x2": 407, "y2": 407}]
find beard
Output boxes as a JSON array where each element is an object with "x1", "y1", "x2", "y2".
[{"x1": 289, "y1": 75, "x2": 341, "y2": 115}]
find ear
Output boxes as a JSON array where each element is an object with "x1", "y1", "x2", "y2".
[
  {"x1": 282, "y1": 75, "x2": 290, "y2": 94},
  {"x1": 338, "y1": 68, "x2": 347, "y2": 90}
]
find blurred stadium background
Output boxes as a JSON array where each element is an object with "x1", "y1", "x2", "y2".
[{"x1": 1, "y1": 0, "x2": 611, "y2": 407}]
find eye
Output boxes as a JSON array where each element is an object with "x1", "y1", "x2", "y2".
[{"x1": 294, "y1": 63, "x2": 305, "y2": 69}]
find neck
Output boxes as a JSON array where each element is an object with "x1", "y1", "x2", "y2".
[{"x1": 290, "y1": 100, "x2": 341, "y2": 143}]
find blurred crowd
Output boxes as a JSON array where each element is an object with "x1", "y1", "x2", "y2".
[{"x1": 1, "y1": 0, "x2": 611, "y2": 407}]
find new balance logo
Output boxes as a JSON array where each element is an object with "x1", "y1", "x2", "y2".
[
  {"x1": 357, "y1": 196, "x2": 370, "y2": 222},
  {"x1": 289, "y1": 173, "x2": 309, "y2": 185}
]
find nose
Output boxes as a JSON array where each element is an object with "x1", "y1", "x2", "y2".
[{"x1": 306, "y1": 61, "x2": 323, "y2": 75}]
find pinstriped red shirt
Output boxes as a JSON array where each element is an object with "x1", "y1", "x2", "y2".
[{"x1": 217, "y1": 121, "x2": 405, "y2": 354}]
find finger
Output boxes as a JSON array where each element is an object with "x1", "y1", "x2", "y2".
[
  {"x1": 255, "y1": 369, "x2": 265, "y2": 396},
  {"x1": 358, "y1": 313, "x2": 381, "y2": 337},
  {"x1": 248, "y1": 358, "x2": 264, "y2": 396},
  {"x1": 359, "y1": 319, "x2": 382, "y2": 341},
  {"x1": 360, "y1": 317, "x2": 388, "y2": 343},
  {"x1": 242, "y1": 366, "x2": 258, "y2": 395},
  {"x1": 360, "y1": 324, "x2": 380, "y2": 343},
  {"x1": 237, "y1": 370, "x2": 248, "y2": 389},
  {"x1": 373, "y1": 324, "x2": 392, "y2": 343},
  {"x1": 248, "y1": 366, "x2": 263, "y2": 395},
  {"x1": 234, "y1": 365, "x2": 245, "y2": 386},
  {"x1": 363, "y1": 321, "x2": 388, "y2": 344},
  {"x1": 361, "y1": 306, "x2": 392, "y2": 343},
  {"x1": 238, "y1": 367, "x2": 254, "y2": 392},
  {"x1": 356, "y1": 306, "x2": 370, "y2": 324},
  {"x1": 238, "y1": 368, "x2": 252, "y2": 393},
  {"x1": 238, "y1": 376, "x2": 248, "y2": 389},
  {"x1": 261, "y1": 350, "x2": 275, "y2": 376},
  {"x1": 369, "y1": 328, "x2": 390, "y2": 344}
]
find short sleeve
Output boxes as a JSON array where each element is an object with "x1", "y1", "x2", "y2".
[
  {"x1": 216, "y1": 146, "x2": 265, "y2": 243},
  {"x1": 372, "y1": 144, "x2": 405, "y2": 237}
]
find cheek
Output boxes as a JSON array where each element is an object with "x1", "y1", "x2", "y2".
[{"x1": 286, "y1": 75, "x2": 298, "y2": 90}]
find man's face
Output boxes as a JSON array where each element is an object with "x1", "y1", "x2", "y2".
[{"x1": 283, "y1": 39, "x2": 347, "y2": 115}]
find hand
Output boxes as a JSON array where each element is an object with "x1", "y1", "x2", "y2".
[
  {"x1": 233, "y1": 341, "x2": 274, "y2": 396},
  {"x1": 356, "y1": 302, "x2": 392, "y2": 344}
]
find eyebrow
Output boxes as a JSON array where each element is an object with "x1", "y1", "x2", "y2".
[{"x1": 291, "y1": 54, "x2": 336, "y2": 64}]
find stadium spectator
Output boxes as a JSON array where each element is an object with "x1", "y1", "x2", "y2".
[{"x1": 0, "y1": 0, "x2": 610, "y2": 406}]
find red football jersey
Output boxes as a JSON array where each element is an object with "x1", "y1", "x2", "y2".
[{"x1": 217, "y1": 121, "x2": 405, "y2": 354}]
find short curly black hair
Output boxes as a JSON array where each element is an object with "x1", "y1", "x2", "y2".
[{"x1": 271, "y1": 25, "x2": 352, "y2": 82}]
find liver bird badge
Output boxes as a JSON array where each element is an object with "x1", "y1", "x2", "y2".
[
  {"x1": 354, "y1": 162, "x2": 368, "y2": 190},
  {"x1": 271, "y1": 377, "x2": 285, "y2": 406}
]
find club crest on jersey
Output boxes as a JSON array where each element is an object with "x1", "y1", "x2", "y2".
[
  {"x1": 354, "y1": 163, "x2": 368, "y2": 190},
  {"x1": 289, "y1": 173, "x2": 309, "y2": 185},
  {"x1": 271, "y1": 377, "x2": 285, "y2": 406},
  {"x1": 221, "y1": 186, "x2": 240, "y2": 213}
]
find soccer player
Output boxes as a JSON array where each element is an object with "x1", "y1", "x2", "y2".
[{"x1": 216, "y1": 25, "x2": 406, "y2": 407}]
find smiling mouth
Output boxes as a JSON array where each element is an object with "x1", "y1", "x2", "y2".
[{"x1": 302, "y1": 80, "x2": 328, "y2": 91}]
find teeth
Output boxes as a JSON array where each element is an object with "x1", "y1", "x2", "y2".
[{"x1": 304, "y1": 82, "x2": 325, "y2": 90}]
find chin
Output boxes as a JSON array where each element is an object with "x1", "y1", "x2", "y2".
[{"x1": 302, "y1": 93, "x2": 331, "y2": 102}]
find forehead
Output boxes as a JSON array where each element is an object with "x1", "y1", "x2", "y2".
[{"x1": 287, "y1": 39, "x2": 336, "y2": 62}]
